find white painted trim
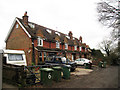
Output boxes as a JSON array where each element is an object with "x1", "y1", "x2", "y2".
[
  {"x1": 16, "y1": 18, "x2": 31, "y2": 38},
  {"x1": 5, "y1": 18, "x2": 17, "y2": 42},
  {"x1": 74, "y1": 45, "x2": 77, "y2": 51},
  {"x1": 37, "y1": 37, "x2": 43, "y2": 47},
  {"x1": 5, "y1": 17, "x2": 31, "y2": 42},
  {"x1": 3, "y1": 49, "x2": 25, "y2": 54},
  {"x1": 79, "y1": 47, "x2": 81, "y2": 51},
  {"x1": 56, "y1": 41, "x2": 60, "y2": 48},
  {"x1": 65, "y1": 43, "x2": 68, "y2": 49}
]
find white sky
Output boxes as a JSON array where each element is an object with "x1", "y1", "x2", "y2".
[{"x1": 0, "y1": 0, "x2": 112, "y2": 49}]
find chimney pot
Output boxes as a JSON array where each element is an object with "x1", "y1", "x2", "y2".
[
  {"x1": 79, "y1": 36, "x2": 82, "y2": 43},
  {"x1": 68, "y1": 31, "x2": 73, "y2": 40},
  {"x1": 24, "y1": 11, "x2": 27, "y2": 16}
]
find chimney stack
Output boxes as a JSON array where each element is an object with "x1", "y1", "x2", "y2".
[
  {"x1": 79, "y1": 36, "x2": 82, "y2": 43},
  {"x1": 22, "y1": 11, "x2": 29, "y2": 26},
  {"x1": 68, "y1": 31, "x2": 73, "y2": 40}
]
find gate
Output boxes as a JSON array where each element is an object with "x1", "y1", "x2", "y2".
[{"x1": 24, "y1": 65, "x2": 51, "y2": 85}]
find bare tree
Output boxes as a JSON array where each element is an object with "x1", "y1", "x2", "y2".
[
  {"x1": 97, "y1": 0, "x2": 120, "y2": 62},
  {"x1": 97, "y1": 0, "x2": 120, "y2": 29},
  {"x1": 98, "y1": 39, "x2": 112, "y2": 56}
]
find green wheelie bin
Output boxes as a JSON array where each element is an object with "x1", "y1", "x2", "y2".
[
  {"x1": 99, "y1": 61, "x2": 103, "y2": 68},
  {"x1": 84, "y1": 63, "x2": 91, "y2": 69},
  {"x1": 40, "y1": 68, "x2": 54, "y2": 86},
  {"x1": 103, "y1": 61, "x2": 107, "y2": 68},
  {"x1": 62, "y1": 65, "x2": 71, "y2": 79},
  {"x1": 52, "y1": 66, "x2": 62, "y2": 82}
]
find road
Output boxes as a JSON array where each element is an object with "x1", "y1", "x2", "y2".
[
  {"x1": 3, "y1": 66, "x2": 119, "y2": 89},
  {"x1": 50, "y1": 66, "x2": 119, "y2": 88}
]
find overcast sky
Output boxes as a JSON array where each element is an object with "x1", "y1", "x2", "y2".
[{"x1": 0, "y1": 0, "x2": 112, "y2": 49}]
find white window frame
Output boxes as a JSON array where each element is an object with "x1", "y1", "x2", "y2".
[
  {"x1": 37, "y1": 37, "x2": 43, "y2": 46},
  {"x1": 85, "y1": 48, "x2": 87, "y2": 52},
  {"x1": 56, "y1": 41, "x2": 60, "y2": 48},
  {"x1": 79, "y1": 47, "x2": 81, "y2": 51},
  {"x1": 65, "y1": 43, "x2": 68, "y2": 49},
  {"x1": 74, "y1": 45, "x2": 77, "y2": 51}
]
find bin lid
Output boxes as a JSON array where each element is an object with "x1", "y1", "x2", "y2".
[
  {"x1": 100, "y1": 61, "x2": 103, "y2": 63},
  {"x1": 53, "y1": 66, "x2": 62, "y2": 70},
  {"x1": 40, "y1": 68, "x2": 54, "y2": 72}
]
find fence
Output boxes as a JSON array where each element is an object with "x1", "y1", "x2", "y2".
[
  {"x1": 3, "y1": 64, "x2": 26, "y2": 87},
  {"x1": 3, "y1": 63, "x2": 60, "y2": 87}
]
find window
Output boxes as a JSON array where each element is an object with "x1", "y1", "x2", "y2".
[
  {"x1": 37, "y1": 37, "x2": 43, "y2": 46},
  {"x1": 44, "y1": 52, "x2": 46, "y2": 60},
  {"x1": 85, "y1": 48, "x2": 87, "y2": 52},
  {"x1": 56, "y1": 41, "x2": 60, "y2": 48},
  {"x1": 46, "y1": 29, "x2": 51, "y2": 34},
  {"x1": 65, "y1": 43, "x2": 68, "y2": 49},
  {"x1": 8, "y1": 54, "x2": 23, "y2": 61},
  {"x1": 76, "y1": 58, "x2": 80, "y2": 61},
  {"x1": 79, "y1": 47, "x2": 81, "y2": 51},
  {"x1": 74, "y1": 45, "x2": 77, "y2": 50},
  {"x1": 16, "y1": 24, "x2": 19, "y2": 28}
]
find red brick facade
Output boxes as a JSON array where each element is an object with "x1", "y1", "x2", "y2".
[
  {"x1": 5, "y1": 12, "x2": 92, "y2": 66},
  {"x1": 6, "y1": 21, "x2": 33, "y2": 65}
]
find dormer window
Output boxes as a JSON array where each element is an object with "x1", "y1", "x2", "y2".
[
  {"x1": 55, "y1": 32, "x2": 60, "y2": 36},
  {"x1": 56, "y1": 41, "x2": 60, "y2": 48},
  {"x1": 28, "y1": 23, "x2": 35, "y2": 28},
  {"x1": 65, "y1": 43, "x2": 68, "y2": 49},
  {"x1": 46, "y1": 29, "x2": 51, "y2": 34},
  {"x1": 74, "y1": 45, "x2": 77, "y2": 51},
  {"x1": 37, "y1": 37, "x2": 43, "y2": 46}
]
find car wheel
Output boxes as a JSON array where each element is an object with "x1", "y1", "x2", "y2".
[
  {"x1": 84, "y1": 63, "x2": 86, "y2": 66},
  {"x1": 70, "y1": 68, "x2": 75, "y2": 72}
]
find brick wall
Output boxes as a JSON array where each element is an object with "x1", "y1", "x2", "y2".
[
  {"x1": 51, "y1": 42, "x2": 56, "y2": 49},
  {"x1": 6, "y1": 22, "x2": 32, "y2": 65},
  {"x1": 68, "y1": 46, "x2": 71, "y2": 51},
  {"x1": 43, "y1": 41, "x2": 50, "y2": 48}
]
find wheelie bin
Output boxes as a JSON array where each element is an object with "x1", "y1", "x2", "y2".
[
  {"x1": 52, "y1": 66, "x2": 62, "y2": 82},
  {"x1": 62, "y1": 65, "x2": 71, "y2": 79},
  {"x1": 99, "y1": 61, "x2": 103, "y2": 68},
  {"x1": 103, "y1": 61, "x2": 107, "y2": 68},
  {"x1": 84, "y1": 63, "x2": 91, "y2": 69},
  {"x1": 40, "y1": 68, "x2": 54, "y2": 86}
]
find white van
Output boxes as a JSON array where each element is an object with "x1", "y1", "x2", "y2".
[{"x1": 1, "y1": 49, "x2": 27, "y2": 66}]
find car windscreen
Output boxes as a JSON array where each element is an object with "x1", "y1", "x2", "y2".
[
  {"x1": 8, "y1": 54, "x2": 23, "y2": 61},
  {"x1": 76, "y1": 59, "x2": 80, "y2": 61},
  {"x1": 81, "y1": 58, "x2": 85, "y2": 61}
]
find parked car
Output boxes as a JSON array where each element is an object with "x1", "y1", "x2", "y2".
[
  {"x1": 45, "y1": 56, "x2": 77, "y2": 71},
  {"x1": 75, "y1": 58, "x2": 92, "y2": 66}
]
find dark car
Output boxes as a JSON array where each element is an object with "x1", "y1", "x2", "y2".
[{"x1": 45, "y1": 56, "x2": 77, "y2": 71}]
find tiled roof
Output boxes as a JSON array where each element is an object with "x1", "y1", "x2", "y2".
[{"x1": 17, "y1": 17, "x2": 82, "y2": 46}]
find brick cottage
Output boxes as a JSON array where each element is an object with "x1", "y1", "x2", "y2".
[{"x1": 5, "y1": 12, "x2": 92, "y2": 65}]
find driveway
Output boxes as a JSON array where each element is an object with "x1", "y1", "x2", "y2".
[
  {"x1": 50, "y1": 66, "x2": 119, "y2": 88},
  {"x1": 2, "y1": 65, "x2": 119, "y2": 88}
]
